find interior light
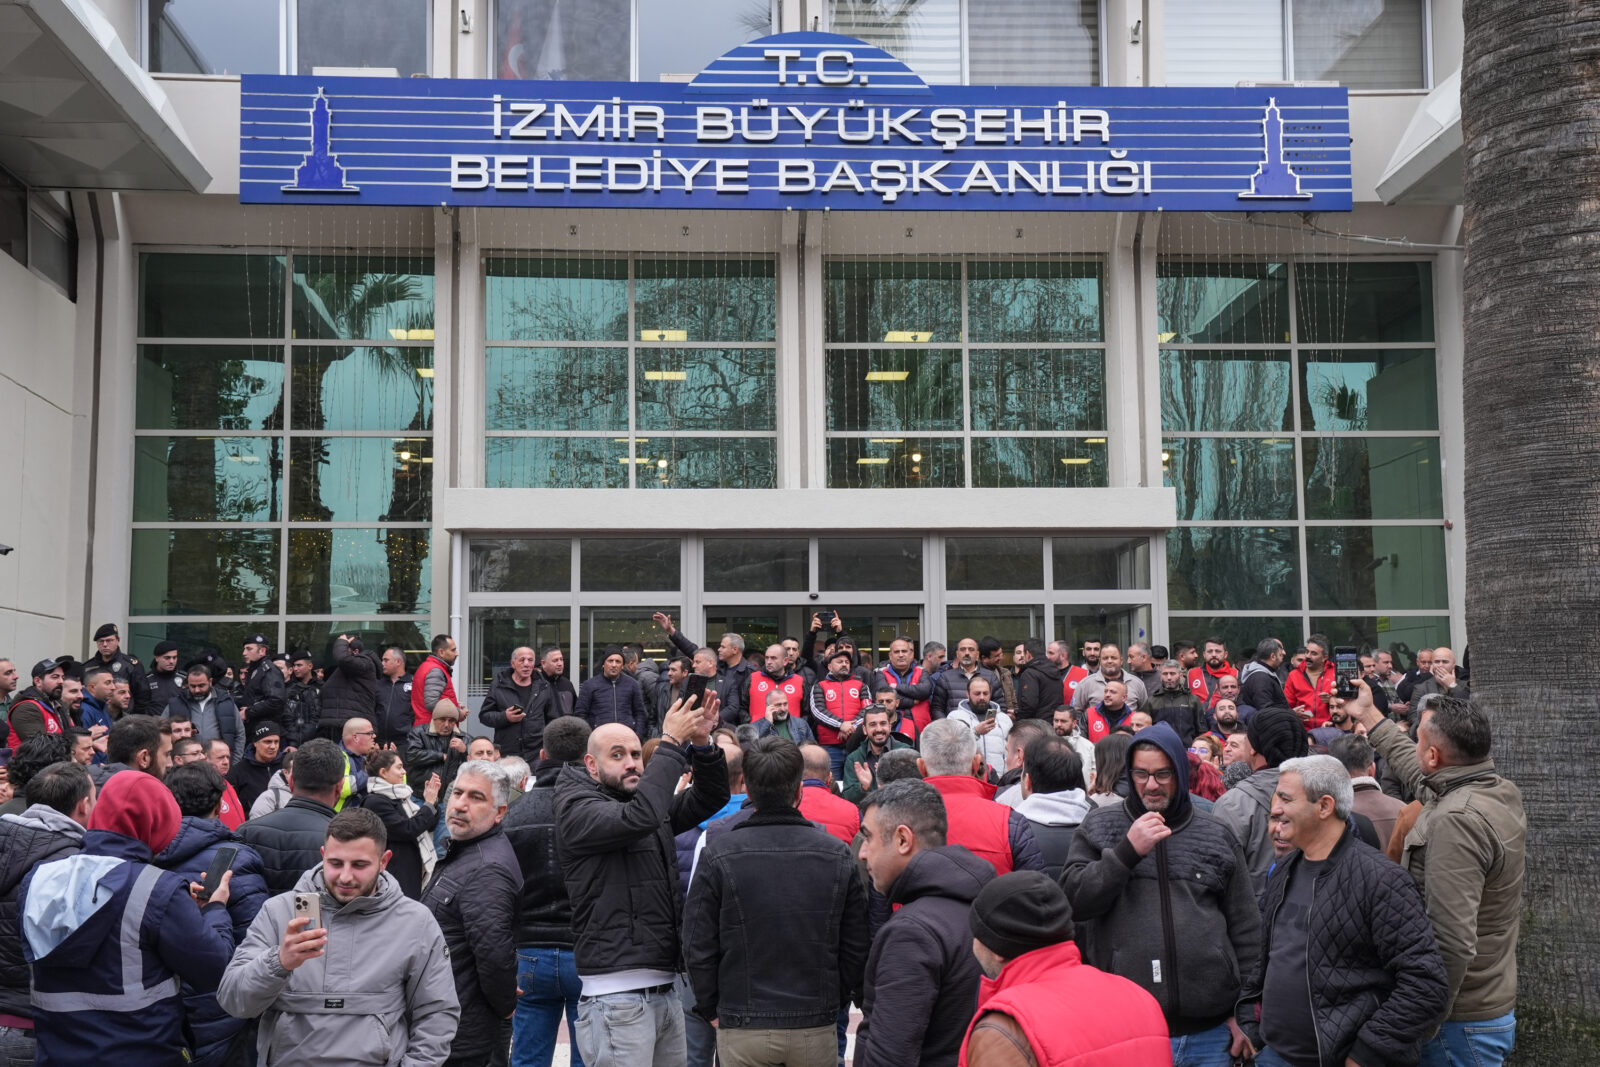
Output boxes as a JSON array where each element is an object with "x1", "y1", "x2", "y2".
[
  {"x1": 399, "y1": 451, "x2": 411, "y2": 461},
  {"x1": 868, "y1": 438, "x2": 905, "y2": 444},
  {"x1": 1262, "y1": 438, "x2": 1293, "y2": 445},
  {"x1": 1161, "y1": 451, "x2": 1171, "y2": 462},
  {"x1": 618, "y1": 457, "x2": 651, "y2": 464},
  {"x1": 856, "y1": 457, "x2": 891, "y2": 465},
  {"x1": 1060, "y1": 457, "x2": 1092, "y2": 466},
  {"x1": 1158, "y1": 332, "x2": 1177, "y2": 343},
  {"x1": 911, "y1": 452, "x2": 923, "y2": 462},
  {"x1": 1085, "y1": 437, "x2": 1106, "y2": 444},
  {"x1": 226, "y1": 455, "x2": 261, "y2": 464},
  {"x1": 419, "y1": 456, "x2": 434, "y2": 463},
  {"x1": 644, "y1": 370, "x2": 688, "y2": 381},
  {"x1": 864, "y1": 371, "x2": 910, "y2": 382},
  {"x1": 416, "y1": 368, "x2": 435, "y2": 378},
  {"x1": 657, "y1": 459, "x2": 668, "y2": 468},
  {"x1": 614, "y1": 437, "x2": 650, "y2": 443},
  {"x1": 640, "y1": 329, "x2": 688, "y2": 341},
  {"x1": 388, "y1": 328, "x2": 435, "y2": 340},
  {"x1": 883, "y1": 331, "x2": 932, "y2": 343}
]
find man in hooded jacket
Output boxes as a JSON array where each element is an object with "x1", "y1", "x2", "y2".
[
  {"x1": 1209, "y1": 706, "x2": 1310, "y2": 893},
  {"x1": 1062, "y1": 721, "x2": 1260, "y2": 1067}
]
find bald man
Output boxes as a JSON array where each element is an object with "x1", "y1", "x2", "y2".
[{"x1": 556, "y1": 695, "x2": 729, "y2": 1067}]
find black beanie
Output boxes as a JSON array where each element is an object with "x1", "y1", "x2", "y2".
[
  {"x1": 1246, "y1": 706, "x2": 1309, "y2": 769},
  {"x1": 968, "y1": 871, "x2": 1074, "y2": 959}
]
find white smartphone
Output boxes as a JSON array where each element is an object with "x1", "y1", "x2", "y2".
[{"x1": 293, "y1": 892, "x2": 322, "y2": 931}]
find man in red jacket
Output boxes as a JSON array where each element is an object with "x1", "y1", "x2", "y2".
[
  {"x1": 1282, "y1": 634, "x2": 1335, "y2": 729},
  {"x1": 1187, "y1": 637, "x2": 1236, "y2": 709},
  {"x1": 410, "y1": 634, "x2": 459, "y2": 727},
  {"x1": 961, "y1": 871, "x2": 1170, "y2": 1067},
  {"x1": 916, "y1": 720, "x2": 1044, "y2": 877},
  {"x1": 797, "y1": 745, "x2": 859, "y2": 845}
]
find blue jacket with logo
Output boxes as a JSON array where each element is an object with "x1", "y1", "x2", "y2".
[{"x1": 19, "y1": 830, "x2": 236, "y2": 1065}]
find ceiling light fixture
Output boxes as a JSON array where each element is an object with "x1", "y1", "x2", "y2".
[{"x1": 864, "y1": 370, "x2": 910, "y2": 382}]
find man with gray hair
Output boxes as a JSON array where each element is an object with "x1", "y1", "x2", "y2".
[
  {"x1": 1237, "y1": 754, "x2": 1448, "y2": 1067},
  {"x1": 1328, "y1": 733, "x2": 1404, "y2": 848},
  {"x1": 916, "y1": 719, "x2": 1043, "y2": 877},
  {"x1": 423, "y1": 759, "x2": 523, "y2": 1066}
]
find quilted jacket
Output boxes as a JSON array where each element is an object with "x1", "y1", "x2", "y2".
[{"x1": 1237, "y1": 827, "x2": 1449, "y2": 1066}]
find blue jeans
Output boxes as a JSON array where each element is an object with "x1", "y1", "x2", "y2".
[
  {"x1": 824, "y1": 745, "x2": 847, "y2": 781},
  {"x1": 1420, "y1": 1012, "x2": 1516, "y2": 1067},
  {"x1": 1169, "y1": 1021, "x2": 1235, "y2": 1067},
  {"x1": 1254, "y1": 1047, "x2": 1312, "y2": 1067},
  {"x1": 512, "y1": 948, "x2": 584, "y2": 1067}
]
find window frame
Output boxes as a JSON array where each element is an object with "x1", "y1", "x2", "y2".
[{"x1": 141, "y1": 0, "x2": 435, "y2": 77}]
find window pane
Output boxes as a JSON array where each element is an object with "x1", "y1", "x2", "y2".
[
  {"x1": 970, "y1": 350, "x2": 1105, "y2": 431},
  {"x1": 469, "y1": 607, "x2": 573, "y2": 689},
  {"x1": 967, "y1": 261, "x2": 1102, "y2": 342},
  {"x1": 134, "y1": 436, "x2": 280, "y2": 522},
  {"x1": 581, "y1": 538, "x2": 681, "y2": 592},
  {"x1": 1053, "y1": 536, "x2": 1151, "y2": 590},
  {"x1": 487, "y1": 347, "x2": 628, "y2": 431},
  {"x1": 634, "y1": 259, "x2": 775, "y2": 342},
  {"x1": 1310, "y1": 616, "x2": 1450, "y2": 659},
  {"x1": 973, "y1": 438, "x2": 1107, "y2": 488},
  {"x1": 1165, "y1": 0, "x2": 1283, "y2": 84},
  {"x1": 287, "y1": 528, "x2": 432, "y2": 614},
  {"x1": 1306, "y1": 526, "x2": 1448, "y2": 611},
  {"x1": 819, "y1": 537, "x2": 922, "y2": 591},
  {"x1": 946, "y1": 606, "x2": 1045, "y2": 651},
  {"x1": 825, "y1": 261, "x2": 961, "y2": 343},
  {"x1": 291, "y1": 256, "x2": 433, "y2": 342},
  {"x1": 826, "y1": 438, "x2": 964, "y2": 488},
  {"x1": 1293, "y1": 0, "x2": 1424, "y2": 89},
  {"x1": 639, "y1": 0, "x2": 769, "y2": 80},
  {"x1": 946, "y1": 537, "x2": 1043, "y2": 590},
  {"x1": 137, "y1": 345, "x2": 284, "y2": 430},
  {"x1": 287, "y1": 620, "x2": 429, "y2": 668},
  {"x1": 1303, "y1": 437, "x2": 1442, "y2": 520},
  {"x1": 485, "y1": 437, "x2": 628, "y2": 488},
  {"x1": 705, "y1": 538, "x2": 809, "y2": 593},
  {"x1": 828, "y1": 0, "x2": 961, "y2": 84},
  {"x1": 1055, "y1": 605, "x2": 1154, "y2": 654},
  {"x1": 1300, "y1": 349, "x2": 1437, "y2": 431},
  {"x1": 289, "y1": 437, "x2": 431, "y2": 521},
  {"x1": 1166, "y1": 616, "x2": 1303, "y2": 660},
  {"x1": 827, "y1": 350, "x2": 962, "y2": 431},
  {"x1": 1161, "y1": 350, "x2": 1292, "y2": 432},
  {"x1": 1167, "y1": 526, "x2": 1301, "y2": 611},
  {"x1": 1296, "y1": 262, "x2": 1434, "y2": 344},
  {"x1": 470, "y1": 538, "x2": 572, "y2": 592},
  {"x1": 128, "y1": 622, "x2": 275, "y2": 668},
  {"x1": 637, "y1": 437, "x2": 776, "y2": 489},
  {"x1": 968, "y1": 0, "x2": 1098, "y2": 84},
  {"x1": 1157, "y1": 262, "x2": 1289, "y2": 344},
  {"x1": 140, "y1": 254, "x2": 284, "y2": 338},
  {"x1": 636, "y1": 349, "x2": 775, "y2": 432},
  {"x1": 577, "y1": 608, "x2": 679, "y2": 682},
  {"x1": 130, "y1": 529, "x2": 280, "y2": 615},
  {"x1": 1164, "y1": 437, "x2": 1297, "y2": 521},
  {"x1": 494, "y1": 0, "x2": 629, "y2": 79},
  {"x1": 485, "y1": 258, "x2": 628, "y2": 340},
  {"x1": 292, "y1": 347, "x2": 433, "y2": 431},
  {"x1": 148, "y1": 0, "x2": 279, "y2": 74},
  {"x1": 297, "y1": 0, "x2": 429, "y2": 75}
]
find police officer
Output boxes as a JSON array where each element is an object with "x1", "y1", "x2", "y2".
[
  {"x1": 237, "y1": 633, "x2": 287, "y2": 728},
  {"x1": 145, "y1": 640, "x2": 186, "y2": 712},
  {"x1": 83, "y1": 624, "x2": 151, "y2": 715}
]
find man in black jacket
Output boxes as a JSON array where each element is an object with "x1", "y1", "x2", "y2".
[
  {"x1": 1013, "y1": 637, "x2": 1065, "y2": 722},
  {"x1": 1239, "y1": 755, "x2": 1449, "y2": 1067},
  {"x1": 1061, "y1": 722, "x2": 1260, "y2": 1066},
  {"x1": 504, "y1": 716, "x2": 591, "y2": 1067},
  {"x1": 318, "y1": 636, "x2": 377, "y2": 743},
  {"x1": 855, "y1": 779, "x2": 995, "y2": 1067},
  {"x1": 685, "y1": 736, "x2": 867, "y2": 1066},
  {"x1": 424, "y1": 760, "x2": 522, "y2": 1067},
  {"x1": 0, "y1": 762, "x2": 91, "y2": 1063},
  {"x1": 556, "y1": 695, "x2": 728, "y2": 1067},
  {"x1": 1238, "y1": 638, "x2": 1289, "y2": 713},
  {"x1": 373, "y1": 646, "x2": 416, "y2": 748},
  {"x1": 238, "y1": 738, "x2": 344, "y2": 893},
  {"x1": 480, "y1": 647, "x2": 550, "y2": 764},
  {"x1": 236, "y1": 634, "x2": 287, "y2": 728}
]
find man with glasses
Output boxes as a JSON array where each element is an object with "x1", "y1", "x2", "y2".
[
  {"x1": 1062, "y1": 722, "x2": 1261, "y2": 1067},
  {"x1": 337, "y1": 718, "x2": 378, "y2": 810}
]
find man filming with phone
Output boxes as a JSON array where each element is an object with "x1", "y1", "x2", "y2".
[{"x1": 219, "y1": 807, "x2": 461, "y2": 1066}]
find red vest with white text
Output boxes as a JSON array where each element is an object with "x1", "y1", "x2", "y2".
[
  {"x1": 813, "y1": 677, "x2": 870, "y2": 746},
  {"x1": 6, "y1": 698, "x2": 62, "y2": 750},
  {"x1": 748, "y1": 671, "x2": 803, "y2": 723},
  {"x1": 1063, "y1": 665, "x2": 1090, "y2": 705},
  {"x1": 880, "y1": 664, "x2": 931, "y2": 739}
]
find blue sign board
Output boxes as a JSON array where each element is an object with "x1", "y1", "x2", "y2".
[{"x1": 241, "y1": 32, "x2": 1351, "y2": 212}]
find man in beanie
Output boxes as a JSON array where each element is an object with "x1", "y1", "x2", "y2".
[
  {"x1": 19, "y1": 770, "x2": 236, "y2": 1064},
  {"x1": 963, "y1": 871, "x2": 1170, "y2": 1067},
  {"x1": 1062, "y1": 722, "x2": 1260, "y2": 1067},
  {"x1": 146, "y1": 640, "x2": 186, "y2": 716},
  {"x1": 574, "y1": 644, "x2": 649, "y2": 734},
  {"x1": 1211, "y1": 705, "x2": 1310, "y2": 892},
  {"x1": 85, "y1": 624, "x2": 153, "y2": 716}
]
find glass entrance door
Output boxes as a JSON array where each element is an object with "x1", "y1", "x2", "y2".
[{"x1": 705, "y1": 604, "x2": 921, "y2": 667}]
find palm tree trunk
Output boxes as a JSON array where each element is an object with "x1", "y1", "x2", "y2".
[{"x1": 1462, "y1": 0, "x2": 1600, "y2": 1056}]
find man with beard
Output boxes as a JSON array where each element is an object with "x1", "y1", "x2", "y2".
[
  {"x1": 842, "y1": 703, "x2": 914, "y2": 804},
  {"x1": 1188, "y1": 638, "x2": 1236, "y2": 709},
  {"x1": 1071, "y1": 643, "x2": 1149, "y2": 715},
  {"x1": 5, "y1": 659, "x2": 65, "y2": 748},
  {"x1": 219, "y1": 808, "x2": 460, "y2": 1066},
  {"x1": 804, "y1": 647, "x2": 864, "y2": 772},
  {"x1": 555, "y1": 696, "x2": 728, "y2": 1066},
  {"x1": 745, "y1": 643, "x2": 805, "y2": 726},
  {"x1": 1208, "y1": 698, "x2": 1246, "y2": 745},
  {"x1": 930, "y1": 638, "x2": 1000, "y2": 721}
]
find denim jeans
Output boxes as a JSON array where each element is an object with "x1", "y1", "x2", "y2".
[
  {"x1": 0, "y1": 1026, "x2": 33, "y2": 1067},
  {"x1": 575, "y1": 987, "x2": 685, "y2": 1067},
  {"x1": 823, "y1": 745, "x2": 847, "y2": 781},
  {"x1": 677, "y1": 974, "x2": 716, "y2": 1067},
  {"x1": 1420, "y1": 1012, "x2": 1516, "y2": 1067},
  {"x1": 512, "y1": 948, "x2": 583, "y2": 1067},
  {"x1": 1170, "y1": 1021, "x2": 1235, "y2": 1067}
]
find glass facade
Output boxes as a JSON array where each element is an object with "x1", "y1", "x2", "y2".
[
  {"x1": 824, "y1": 259, "x2": 1107, "y2": 488},
  {"x1": 130, "y1": 253, "x2": 435, "y2": 662},
  {"x1": 148, "y1": 0, "x2": 430, "y2": 76},
  {"x1": 1161, "y1": 260, "x2": 1446, "y2": 660},
  {"x1": 828, "y1": 0, "x2": 1100, "y2": 84},
  {"x1": 1165, "y1": 0, "x2": 1428, "y2": 89},
  {"x1": 493, "y1": 0, "x2": 772, "y2": 82}
]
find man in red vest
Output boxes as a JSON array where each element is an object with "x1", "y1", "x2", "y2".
[
  {"x1": 797, "y1": 745, "x2": 859, "y2": 845},
  {"x1": 748, "y1": 644, "x2": 804, "y2": 725},
  {"x1": 6, "y1": 660, "x2": 65, "y2": 749},
  {"x1": 410, "y1": 634, "x2": 459, "y2": 727},
  {"x1": 961, "y1": 871, "x2": 1171, "y2": 1067},
  {"x1": 872, "y1": 637, "x2": 932, "y2": 739},
  {"x1": 916, "y1": 719, "x2": 1044, "y2": 877},
  {"x1": 1188, "y1": 637, "x2": 1237, "y2": 709},
  {"x1": 1054, "y1": 641, "x2": 1091, "y2": 708},
  {"x1": 808, "y1": 648, "x2": 869, "y2": 778}
]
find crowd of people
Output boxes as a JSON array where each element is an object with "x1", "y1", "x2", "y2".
[{"x1": 0, "y1": 617, "x2": 1523, "y2": 1067}]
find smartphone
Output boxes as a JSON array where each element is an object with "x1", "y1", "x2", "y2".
[
  {"x1": 985, "y1": 705, "x2": 998, "y2": 722},
  {"x1": 293, "y1": 891, "x2": 323, "y2": 932},
  {"x1": 684, "y1": 673, "x2": 710, "y2": 707},
  {"x1": 1333, "y1": 646, "x2": 1360, "y2": 699},
  {"x1": 817, "y1": 610, "x2": 836, "y2": 626},
  {"x1": 198, "y1": 845, "x2": 237, "y2": 903}
]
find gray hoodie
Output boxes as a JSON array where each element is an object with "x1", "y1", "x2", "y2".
[
  {"x1": 1015, "y1": 788, "x2": 1092, "y2": 880},
  {"x1": 1209, "y1": 767, "x2": 1281, "y2": 893},
  {"x1": 217, "y1": 867, "x2": 459, "y2": 1066}
]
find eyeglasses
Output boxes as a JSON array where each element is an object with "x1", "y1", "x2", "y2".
[{"x1": 1130, "y1": 768, "x2": 1175, "y2": 784}]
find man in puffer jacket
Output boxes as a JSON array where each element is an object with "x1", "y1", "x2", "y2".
[
  {"x1": 1062, "y1": 721, "x2": 1260, "y2": 1067},
  {"x1": 573, "y1": 646, "x2": 647, "y2": 734},
  {"x1": 157, "y1": 762, "x2": 270, "y2": 1067},
  {"x1": 318, "y1": 636, "x2": 379, "y2": 743}
]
